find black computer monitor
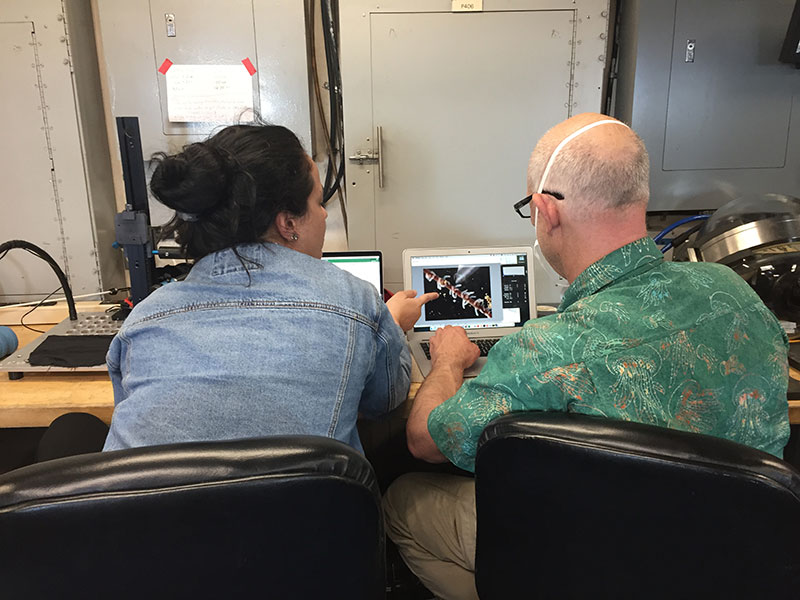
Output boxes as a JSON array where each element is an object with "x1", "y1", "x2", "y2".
[{"x1": 780, "y1": 0, "x2": 800, "y2": 66}]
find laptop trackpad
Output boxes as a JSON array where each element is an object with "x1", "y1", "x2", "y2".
[{"x1": 463, "y1": 357, "x2": 487, "y2": 379}]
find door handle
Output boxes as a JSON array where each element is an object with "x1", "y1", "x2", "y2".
[
  {"x1": 347, "y1": 127, "x2": 384, "y2": 188},
  {"x1": 377, "y1": 125, "x2": 384, "y2": 188}
]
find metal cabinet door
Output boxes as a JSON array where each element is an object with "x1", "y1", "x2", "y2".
[
  {"x1": 664, "y1": 0, "x2": 795, "y2": 171},
  {"x1": 341, "y1": 1, "x2": 611, "y2": 293},
  {"x1": 0, "y1": 22, "x2": 63, "y2": 299}
]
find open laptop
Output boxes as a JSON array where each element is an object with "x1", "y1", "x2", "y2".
[
  {"x1": 403, "y1": 246, "x2": 536, "y2": 377},
  {"x1": 322, "y1": 250, "x2": 383, "y2": 295}
]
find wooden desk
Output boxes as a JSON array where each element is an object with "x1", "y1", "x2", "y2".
[
  {"x1": 1, "y1": 302, "x2": 799, "y2": 427},
  {"x1": 0, "y1": 303, "x2": 114, "y2": 427}
]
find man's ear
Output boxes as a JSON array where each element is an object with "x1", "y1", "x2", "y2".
[
  {"x1": 273, "y1": 211, "x2": 297, "y2": 242},
  {"x1": 530, "y1": 193, "x2": 561, "y2": 233}
]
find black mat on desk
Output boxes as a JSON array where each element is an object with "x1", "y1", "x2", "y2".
[{"x1": 28, "y1": 335, "x2": 114, "y2": 367}]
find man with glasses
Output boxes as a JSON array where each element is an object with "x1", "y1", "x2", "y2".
[{"x1": 383, "y1": 112, "x2": 790, "y2": 600}]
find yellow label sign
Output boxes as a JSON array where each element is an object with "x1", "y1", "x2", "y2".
[{"x1": 452, "y1": 0, "x2": 483, "y2": 11}]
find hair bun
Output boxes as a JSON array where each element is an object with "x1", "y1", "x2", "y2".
[{"x1": 150, "y1": 143, "x2": 232, "y2": 216}]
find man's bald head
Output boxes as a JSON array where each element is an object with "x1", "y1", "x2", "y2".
[{"x1": 527, "y1": 113, "x2": 650, "y2": 217}]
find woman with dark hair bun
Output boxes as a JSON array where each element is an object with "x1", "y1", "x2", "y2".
[{"x1": 103, "y1": 123, "x2": 435, "y2": 452}]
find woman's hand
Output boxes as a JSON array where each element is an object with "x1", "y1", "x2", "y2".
[{"x1": 386, "y1": 290, "x2": 439, "y2": 332}]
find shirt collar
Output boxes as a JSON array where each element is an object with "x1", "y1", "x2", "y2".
[{"x1": 558, "y1": 237, "x2": 663, "y2": 311}]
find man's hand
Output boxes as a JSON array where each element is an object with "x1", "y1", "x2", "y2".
[
  {"x1": 386, "y1": 290, "x2": 439, "y2": 332},
  {"x1": 429, "y1": 325, "x2": 480, "y2": 371}
]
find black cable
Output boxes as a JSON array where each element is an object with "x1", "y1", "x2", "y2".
[
  {"x1": 0, "y1": 240, "x2": 77, "y2": 320},
  {"x1": 20, "y1": 286, "x2": 62, "y2": 334},
  {"x1": 324, "y1": 157, "x2": 345, "y2": 204},
  {"x1": 321, "y1": 0, "x2": 346, "y2": 204}
]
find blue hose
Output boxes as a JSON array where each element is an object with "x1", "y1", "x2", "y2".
[{"x1": 653, "y1": 215, "x2": 709, "y2": 244}]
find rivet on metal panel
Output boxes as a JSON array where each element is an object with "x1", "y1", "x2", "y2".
[
  {"x1": 56, "y1": 14, "x2": 64, "y2": 21},
  {"x1": 63, "y1": 59, "x2": 70, "y2": 65},
  {"x1": 574, "y1": 82, "x2": 579, "y2": 88},
  {"x1": 323, "y1": 81, "x2": 330, "y2": 90},
  {"x1": 601, "y1": 10, "x2": 608, "y2": 18},
  {"x1": 59, "y1": 36, "x2": 66, "y2": 43},
  {"x1": 598, "y1": 55, "x2": 605, "y2": 62},
  {"x1": 600, "y1": 32, "x2": 606, "y2": 40},
  {"x1": 577, "y1": 40, "x2": 582, "y2": 45}
]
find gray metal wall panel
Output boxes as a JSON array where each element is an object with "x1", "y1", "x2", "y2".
[
  {"x1": 253, "y1": 0, "x2": 313, "y2": 151},
  {"x1": 664, "y1": 0, "x2": 793, "y2": 171},
  {"x1": 0, "y1": 22, "x2": 64, "y2": 298},
  {"x1": 614, "y1": 0, "x2": 800, "y2": 211},
  {"x1": 0, "y1": 1, "x2": 106, "y2": 301}
]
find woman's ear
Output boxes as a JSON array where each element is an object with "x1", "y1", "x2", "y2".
[{"x1": 273, "y1": 211, "x2": 297, "y2": 242}]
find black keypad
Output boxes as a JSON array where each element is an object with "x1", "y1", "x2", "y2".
[{"x1": 421, "y1": 338, "x2": 500, "y2": 360}]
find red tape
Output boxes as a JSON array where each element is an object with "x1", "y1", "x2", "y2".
[
  {"x1": 158, "y1": 58, "x2": 173, "y2": 74},
  {"x1": 242, "y1": 57, "x2": 256, "y2": 76}
]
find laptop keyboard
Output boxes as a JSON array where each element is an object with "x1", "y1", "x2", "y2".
[{"x1": 421, "y1": 338, "x2": 501, "y2": 360}]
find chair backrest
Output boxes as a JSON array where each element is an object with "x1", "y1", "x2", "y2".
[
  {"x1": 474, "y1": 412, "x2": 800, "y2": 600},
  {"x1": 0, "y1": 435, "x2": 385, "y2": 600}
]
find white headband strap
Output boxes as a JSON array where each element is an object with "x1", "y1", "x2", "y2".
[{"x1": 536, "y1": 119, "x2": 629, "y2": 195}]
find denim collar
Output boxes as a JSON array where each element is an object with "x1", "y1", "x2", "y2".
[
  {"x1": 188, "y1": 243, "x2": 297, "y2": 279},
  {"x1": 558, "y1": 237, "x2": 663, "y2": 311}
]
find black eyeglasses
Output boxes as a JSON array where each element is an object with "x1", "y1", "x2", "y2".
[{"x1": 513, "y1": 191, "x2": 565, "y2": 218}]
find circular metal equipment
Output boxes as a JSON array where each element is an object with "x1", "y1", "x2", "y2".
[{"x1": 674, "y1": 194, "x2": 800, "y2": 330}]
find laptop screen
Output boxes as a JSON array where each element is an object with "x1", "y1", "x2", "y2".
[
  {"x1": 322, "y1": 251, "x2": 383, "y2": 294},
  {"x1": 409, "y1": 251, "x2": 531, "y2": 332}
]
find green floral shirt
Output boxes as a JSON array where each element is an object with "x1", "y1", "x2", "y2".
[{"x1": 428, "y1": 237, "x2": 790, "y2": 472}]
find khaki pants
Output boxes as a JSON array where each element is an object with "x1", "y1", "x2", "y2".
[{"x1": 383, "y1": 472, "x2": 479, "y2": 600}]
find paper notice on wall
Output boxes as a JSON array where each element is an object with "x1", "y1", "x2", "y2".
[{"x1": 165, "y1": 64, "x2": 254, "y2": 123}]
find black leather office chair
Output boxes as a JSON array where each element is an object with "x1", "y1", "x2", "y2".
[
  {"x1": 0, "y1": 436, "x2": 385, "y2": 600},
  {"x1": 474, "y1": 412, "x2": 800, "y2": 600}
]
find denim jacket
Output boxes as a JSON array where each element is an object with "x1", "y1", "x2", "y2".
[{"x1": 103, "y1": 243, "x2": 411, "y2": 452}]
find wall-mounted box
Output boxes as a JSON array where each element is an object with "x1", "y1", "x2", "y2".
[{"x1": 615, "y1": 0, "x2": 800, "y2": 211}]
